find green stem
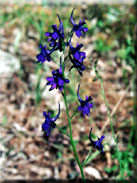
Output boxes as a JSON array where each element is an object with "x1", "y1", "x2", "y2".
[
  {"x1": 63, "y1": 84, "x2": 86, "y2": 183},
  {"x1": 82, "y1": 148, "x2": 92, "y2": 167},
  {"x1": 61, "y1": 44, "x2": 85, "y2": 182},
  {"x1": 56, "y1": 125, "x2": 69, "y2": 137},
  {"x1": 70, "y1": 110, "x2": 78, "y2": 120},
  {"x1": 95, "y1": 65, "x2": 124, "y2": 180}
]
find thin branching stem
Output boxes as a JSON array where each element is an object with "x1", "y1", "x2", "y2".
[
  {"x1": 61, "y1": 49, "x2": 85, "y2": 182},
  {"x1": 94, "y1": 63, "x2": 124, "y2": 180},
  {"x1": 56, "y1": 125, "x2": 70, "y2": 137},
  {"x1": 63, "y1": 83, "x2": 86, "y2": 183}
]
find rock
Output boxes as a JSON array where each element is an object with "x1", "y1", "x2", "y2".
[
  {"x1": 0, "y1": 50, "x2": 20, "y2": 76},
  {"x1": 84, "y1": 166, "x2": 102, "y2": 179}
]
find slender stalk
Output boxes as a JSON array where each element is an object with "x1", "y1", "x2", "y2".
[
  {"x1": 61, "y1": 36, "x2": 85, "y2": 182},
  {"x1": 82, "y1": 148, "x2": 92, "y2": 167},
  {"x1": 95, "y1": 66, "x2": 124, "y2": 179},
  {"x1": 133, "y1": 0, "x2": 137, "y2": 175},
  {"x1": 63, "y1": 83, "x2": 86, "y2": 183},
  {"x1": 56, "y1": 125, "x2": 70, "y2": 137},
  {"x1": 70, "y1": 110, "x2": 78, "y2": 120}
]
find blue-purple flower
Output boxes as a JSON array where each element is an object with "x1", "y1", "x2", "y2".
[
  {"x1": 70, "y1": 42, "x2": 86, "y2": 62},
  {"x1": 36, "y1": 44, "x2": 53, "y2": 63},
  {"x1": 42, "y1": 104, "x2": 60, "y2": 136},
  {"x1": 89, "y1": 128, "x2": 105, "y2": 154},
  {"x1": 45, "y1": 15, "x2": 64, "y2": 52},
  {"x1": 69, "y1": 42, "x2": 86, "y2": 75},
  {"x1": 71, "y1": 9, "x2": 88, "y2": 38},
  {"x1": 69, "y1": 56, "x2": 85, "y2": 76},
  {"x1": 47, "y1": 59, "x2": 70, "y2": 91},
  {"x1": 77, "y1": 84, "x2": 93, "y2": 117}
]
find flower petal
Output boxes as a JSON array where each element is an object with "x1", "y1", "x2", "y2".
[
  {"x1": 58, "y1": 79, "x2": 64, "y2": 86},
  {"x1": 78, "y1": 105, "x2": 82, "y2": 111},
  {"x1": 83, "y1": 27, "x2": 88, "y2": 32},
  {"x1": 64, "y1": 79, "x2": 70, "y2": 83},
  {"x1": 47, "y1": 77, "x2": 54, "y2": 82},
  {"x1": 100, "y1": 135, "x2": 105, "y2": 142},
  {"x1": 74, "y1": 51, "x2": 80, "y2": 60},
  {"x1": 82, "y1": 105, "x2": 90, "y2": 116},
  {"x1": 89, "y1": 103, "x2": 93, "y2": 108},
  {"x1": 45, "y1": 32, "x2": 50, "y2": 37},
  {"x1": 76, "y1": 31, "x2": 82, "y2": 38},
  {"x1": 37, "y1": 54, "x2": 45, "y2": 62},
  {"x1": 43, "y1": 111, "x2": 47, "y2": 117},
  {"x1": 49, "y1": 84, "x2": 56, "y2": 91},
  {"x1": 52, "y1": 32, "x2": 58, "y2": 39}
]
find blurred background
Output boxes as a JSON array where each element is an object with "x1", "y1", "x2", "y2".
[{"x1": 0, "y1": 0, "x2": 136, "y2": 181}]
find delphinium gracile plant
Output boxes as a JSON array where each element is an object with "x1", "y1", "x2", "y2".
[{"x1": 36, "y1": 9, "x2": 106, "y2": 182}]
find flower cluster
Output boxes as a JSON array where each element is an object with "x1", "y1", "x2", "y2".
[
  {"x1": 36, "y1": 9, "x2": 105, "y2": 153},
  {"x1": 36, "y1": 9, "x2": 88, "y2": 75}
]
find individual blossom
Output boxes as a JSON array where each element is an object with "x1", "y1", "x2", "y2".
[
  {"x1": 36, "y1": 44, "x2": 53, "y2": 63},
  {"x1": 70, "y1": 9, "x2": 88, "y2": 38},
  {"x1": 89, "y1": 128, "x2": 105, "y2": 154},
  {"x1": 45, "y1": 15, "x2": 64, "y2": 52},
  {"x1": 69, "y1": 56, "x2": 85, "y2": 76},
  {"x1": 77, "y1": 84, "x2": 93, "y2": 117},
  {"x1": 69, "y1": 42, "x2": 86, "y2": 62},
  {"x1": 42, "y1": 103, "x2": 60, "y2": 136},
  {"x1": 47, "y1": 59, "x2": 70, "y2": 91},
  {"x1": 69, "y1": 42, "x2": 86, "y2": 75}
]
